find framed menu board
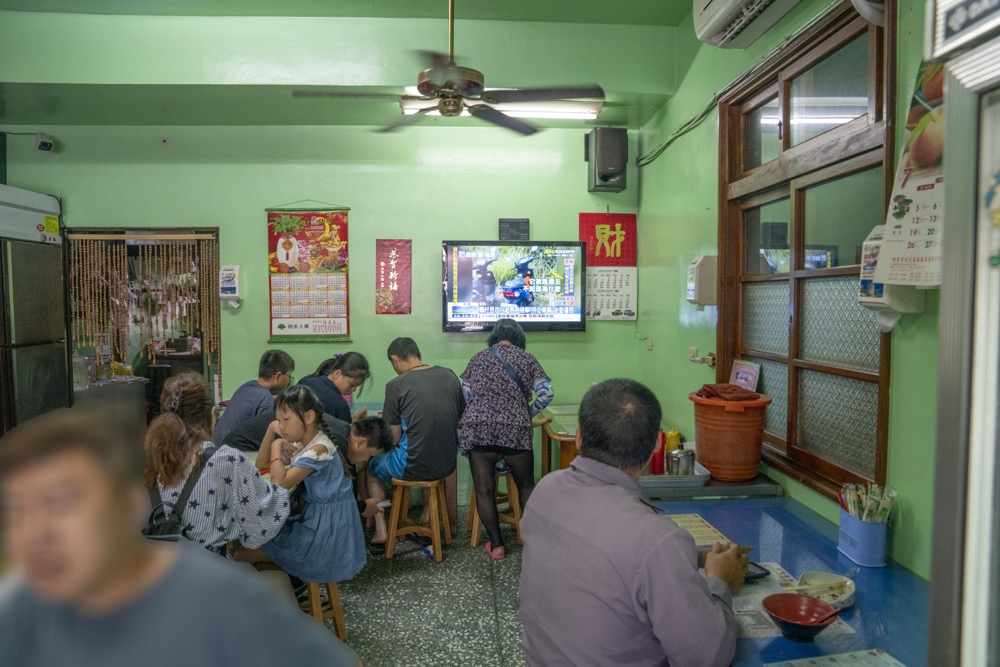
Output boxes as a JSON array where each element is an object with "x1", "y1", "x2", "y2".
[{"x1": 266, "y1": 207, "x2": 351, "y2": 342}]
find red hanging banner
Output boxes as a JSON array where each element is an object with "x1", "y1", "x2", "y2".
[
  {"x1": 578, "y1": 213, "x2": 637, "y2": 266},
  {"x1": 266, "y1": 208, "x2": 350, "y2": 341},
  {"x1": 375, "y1": 239, "x2": 412, "y2": 314},
  {"x1": 579, "y1": 213, "x2": 638, "y2": 321}
]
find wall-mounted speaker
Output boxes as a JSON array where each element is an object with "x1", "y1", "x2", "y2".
[{"x1": 585, "y1": 127, "x2": 627, "y2": 193}]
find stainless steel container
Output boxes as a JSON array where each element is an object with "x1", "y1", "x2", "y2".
[{"x1": 668, "y1": 448, "x2": 695, "y2": 476}]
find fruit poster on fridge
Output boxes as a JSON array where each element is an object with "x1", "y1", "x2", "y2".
[
  {"x1": 579, "y1": 212, "x2": 638, "y2": 321},
  {"x1": 873, "y1": 62, "x2": 944, "y2": 287},
  {"x1": 266, "y1": 207, "x2": 351, "y2": 341}
]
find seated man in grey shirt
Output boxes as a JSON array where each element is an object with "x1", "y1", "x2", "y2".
[
  {"x1": 519, "y1": 378, "x2": 747, "y2": 667},
  {"x1": 0, "y1": 407, "x2": 360, "y2": 667}
]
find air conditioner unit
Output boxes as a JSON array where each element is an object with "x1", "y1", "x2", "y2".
[{"x1": 694, "y1": 0, "x2": 800, "y2": 49}]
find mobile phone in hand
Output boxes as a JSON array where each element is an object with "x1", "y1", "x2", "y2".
[{"x1": 745, "y1": 562, "x2": 770, "y2": 582}]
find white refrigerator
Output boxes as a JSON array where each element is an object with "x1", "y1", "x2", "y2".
[{"x1": 929, "y1": 1, "x2": 1000, "y2": 664}]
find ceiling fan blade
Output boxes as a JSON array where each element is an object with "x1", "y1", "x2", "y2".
[
  {"x1": 481, "y1": 85, "x2": 605, "y2": 105},
  {"x1": 467, "y1": 104, "x2": 538, "y2": 136},
  {"x1": 292, "y1": 90, "x2": 402, "y2": 101},
  {"x1": 377, "y1": 106, "x2": 437, "y2": 133}
]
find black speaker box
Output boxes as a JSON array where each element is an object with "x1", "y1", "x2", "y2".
[{"x1": 585, "y1": 127, "x2": 627, "y2": 193}]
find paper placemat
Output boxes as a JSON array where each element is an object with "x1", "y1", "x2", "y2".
[
  {"x1": 665, "y1": 513, "x2": 730, "y2": 546},
  {"x1": 763, "y1": 649, "x2": 905, "y2": 667},
  {"x1": 734, "y1": 563, "x2": 856, "y2": 639}
]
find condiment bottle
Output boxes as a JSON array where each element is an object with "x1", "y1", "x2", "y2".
[
  {"x1": 650, "y1": 428, "x2": 666, "y2": 475},
  {"x1": 666, "y1": 425, "x2": 681, "y2": 452}
]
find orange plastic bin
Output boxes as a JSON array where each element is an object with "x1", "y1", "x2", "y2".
[{"x1": 688, "y1": 391, "x2": 772, "y2": 482}]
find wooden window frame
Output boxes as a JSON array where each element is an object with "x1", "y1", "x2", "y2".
[{"x1": 717, "y1": 1, "x2": 896, "y2": 499}]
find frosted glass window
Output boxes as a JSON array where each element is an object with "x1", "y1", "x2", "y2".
[
  {"x1": 742, "y1": 282, "x2": 789, "y2": 355},
  {"x1": 798, "y1": 370, "x2": 878, "y2": 478},
  {"x1": 746, "y1": 356, "x2": 788, "y2": 439},
  {"x1": 801, "y1": 276, "x2": 880, "y2": 372}
]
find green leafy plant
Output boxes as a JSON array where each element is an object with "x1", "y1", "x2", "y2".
[{"x1": 270, "y1": 214, "x2": 307, "y2": 235}]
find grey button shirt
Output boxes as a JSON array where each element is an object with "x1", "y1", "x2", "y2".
[{"x1": 519, "y1": 456, "x2": 738, "y2": 667}]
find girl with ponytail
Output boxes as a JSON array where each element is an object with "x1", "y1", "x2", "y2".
[
  {"x1": 145, "y1": 372, "x2": 290, "y2": 553},
  {"x1": 236, "y1": 384, "x2": 389, "y2": 583}
]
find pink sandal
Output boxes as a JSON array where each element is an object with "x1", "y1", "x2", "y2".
[{"x1": 485, "y1": 541, "x2": 505, "y2": 560}]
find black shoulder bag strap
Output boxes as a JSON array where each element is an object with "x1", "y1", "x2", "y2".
[
  {"x1": 489, "y1": 347, "x2": 530, "y2": 403},
  {"x1": 148, "y1": 444, "x2": 219, "y2": 530}
]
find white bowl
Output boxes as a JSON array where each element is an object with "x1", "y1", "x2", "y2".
[{"x1": 795, "y1": 571, "x2": 856, "y2": 609}]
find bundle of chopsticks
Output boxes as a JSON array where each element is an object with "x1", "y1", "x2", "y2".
[{"x1": 839, "y1": 483, "x2": 896, "y2": 523}]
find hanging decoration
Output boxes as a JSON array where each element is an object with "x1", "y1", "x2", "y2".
[
  {"x1": 266, "y1": 207, "x2": 351, "y2": 341},
  {"x1": 375, "y1": 239, "x2": 412, "y2": 314},
  {"x1": 67, "y1": 232, "x2": 221, "y2": 379},
  {"x1": 579, "y1": 212, "x2": 638, "y2": 321}
]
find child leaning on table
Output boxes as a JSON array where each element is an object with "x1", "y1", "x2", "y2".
[{"x1": 235, "y1": 385, "x2": 390, "y2": 582}]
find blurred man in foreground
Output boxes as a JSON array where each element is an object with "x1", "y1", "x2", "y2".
[
  {"x1": 0, "y1": 408, "x2": 361, "y2": 667},
  {"x1": 519, "y1": 379, "x2": 746, "y2": 667}
]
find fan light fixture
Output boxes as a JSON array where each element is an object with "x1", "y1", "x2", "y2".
[{"x1": 399, "y1": 95, "x2": 601, "y2": 120}]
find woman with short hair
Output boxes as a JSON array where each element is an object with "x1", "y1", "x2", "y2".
[{"x1": 460, "y1": 318, "x2": 554, "y2": 560}]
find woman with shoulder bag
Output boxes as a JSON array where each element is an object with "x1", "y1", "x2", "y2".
[{"x1": 460, "y1": 319, "x2": 554, "y2": 560}]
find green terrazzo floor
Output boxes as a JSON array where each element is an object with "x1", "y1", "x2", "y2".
[{"x1": 337, "y1": 506, "x2": 525, "y2": 667}]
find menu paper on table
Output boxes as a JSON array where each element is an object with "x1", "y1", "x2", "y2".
[
  {"x1": 873, "y1": 61, "x2": 945, "y2": 287},
  {"x1": 266, "y1": 207, "x2": 351, "y2": 341},
  {"x1": 579, "y1": 212, "x2": 637, "y2": 321}
]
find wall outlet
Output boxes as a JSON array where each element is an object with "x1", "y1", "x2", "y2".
[
  {"x1": 646, "y1": 339, "x2": 653, "y2": 351},
  {"x1": 689, "y1": 346, "x2": 698, "y2": 359}
]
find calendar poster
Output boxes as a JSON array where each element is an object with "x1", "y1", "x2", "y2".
[
  {"x1": 579, "y1": 212, "x2": 637, "y2": 320},
  {"x1": 375, "y1": 239, "x2": 412, "y2": 314},
  {"x1": 873, "y1": 62, "x2": 944, "y2": 287},
  {"x1": 266, "y1": 207, "x2": 351, "y2": 341}
]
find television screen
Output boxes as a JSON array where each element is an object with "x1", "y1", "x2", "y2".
[{"x1": 442, "y1": 241, "x2": 586, "y2": 333}]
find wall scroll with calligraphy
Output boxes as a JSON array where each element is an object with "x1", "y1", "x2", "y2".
[
  {"x1": 375, "y1": 239, "x2": 412, "y2": 314},
  {"x1": 579, "y1": 212, "x2": 638, "y2": 321},
  {"x1": 267, "y1": 207, "x2": 351, "y2": 341}
]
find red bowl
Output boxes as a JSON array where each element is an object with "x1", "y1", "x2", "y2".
[{"x1": 762, "y1": 593, "x2": 838, "y2": 642}]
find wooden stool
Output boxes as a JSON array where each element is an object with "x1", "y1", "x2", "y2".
[
  {"x1": 384, "y1": 477, "x2": 452, "y2": 563},
  {"x1": 469, "y1": 471, "x2": 523, "y2": 547},
  {"x1": 304, "y1": 581, "x2": 348, "y2": 641}
]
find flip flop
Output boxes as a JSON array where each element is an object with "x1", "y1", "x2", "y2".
[
  {"x1": 369, "y1": 541, "x2": 386, "y2": 555},
  {"x1": 485, "y1": 541, "x2": 505, "y2": 560}
]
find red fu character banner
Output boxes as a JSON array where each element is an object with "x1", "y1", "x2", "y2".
[
  {"x1": 375, "y1": 239, "x2": 412, "y2": 315},
  {"x1": 266, "y1": 207, "x2": 350, "y2": 341},
  {"x1": 579, "y1": 213, "x2": 637, "y2": 321}
]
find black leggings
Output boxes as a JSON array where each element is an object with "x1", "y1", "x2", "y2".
[{"x1": 469, "y1": 447, "x2": 535, "y2": 550}]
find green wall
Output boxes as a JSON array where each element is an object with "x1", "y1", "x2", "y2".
[
  {"x1": 636, "y1": 1, "x2": 937, "y2": 579},
  {"x1": 3, "y1": 124, "x2": 641, "y2": 500},
  {"x1": 2, "y1": 2, "x2": 938, "y2": 578}
]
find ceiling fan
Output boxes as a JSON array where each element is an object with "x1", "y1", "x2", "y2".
[{"x1": 293, "y1": 0, "x2": 605, "y2": 135}]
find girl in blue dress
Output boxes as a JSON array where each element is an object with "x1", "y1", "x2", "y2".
[{"x1": 236, "y1": 385, "x2": 390, "y2": 583}]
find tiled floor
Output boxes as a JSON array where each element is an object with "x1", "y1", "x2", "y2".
[{"x1": 337, "y1": 506, "x2": 525, "y2": 667}]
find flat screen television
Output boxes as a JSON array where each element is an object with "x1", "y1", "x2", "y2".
[{"x1": 442, "y1": 241, "x2": 586, "y2": 333}]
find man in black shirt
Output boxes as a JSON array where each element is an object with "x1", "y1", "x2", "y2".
[{"x1": 366, "y1": 338, "x2": 465, "y2": 551}]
